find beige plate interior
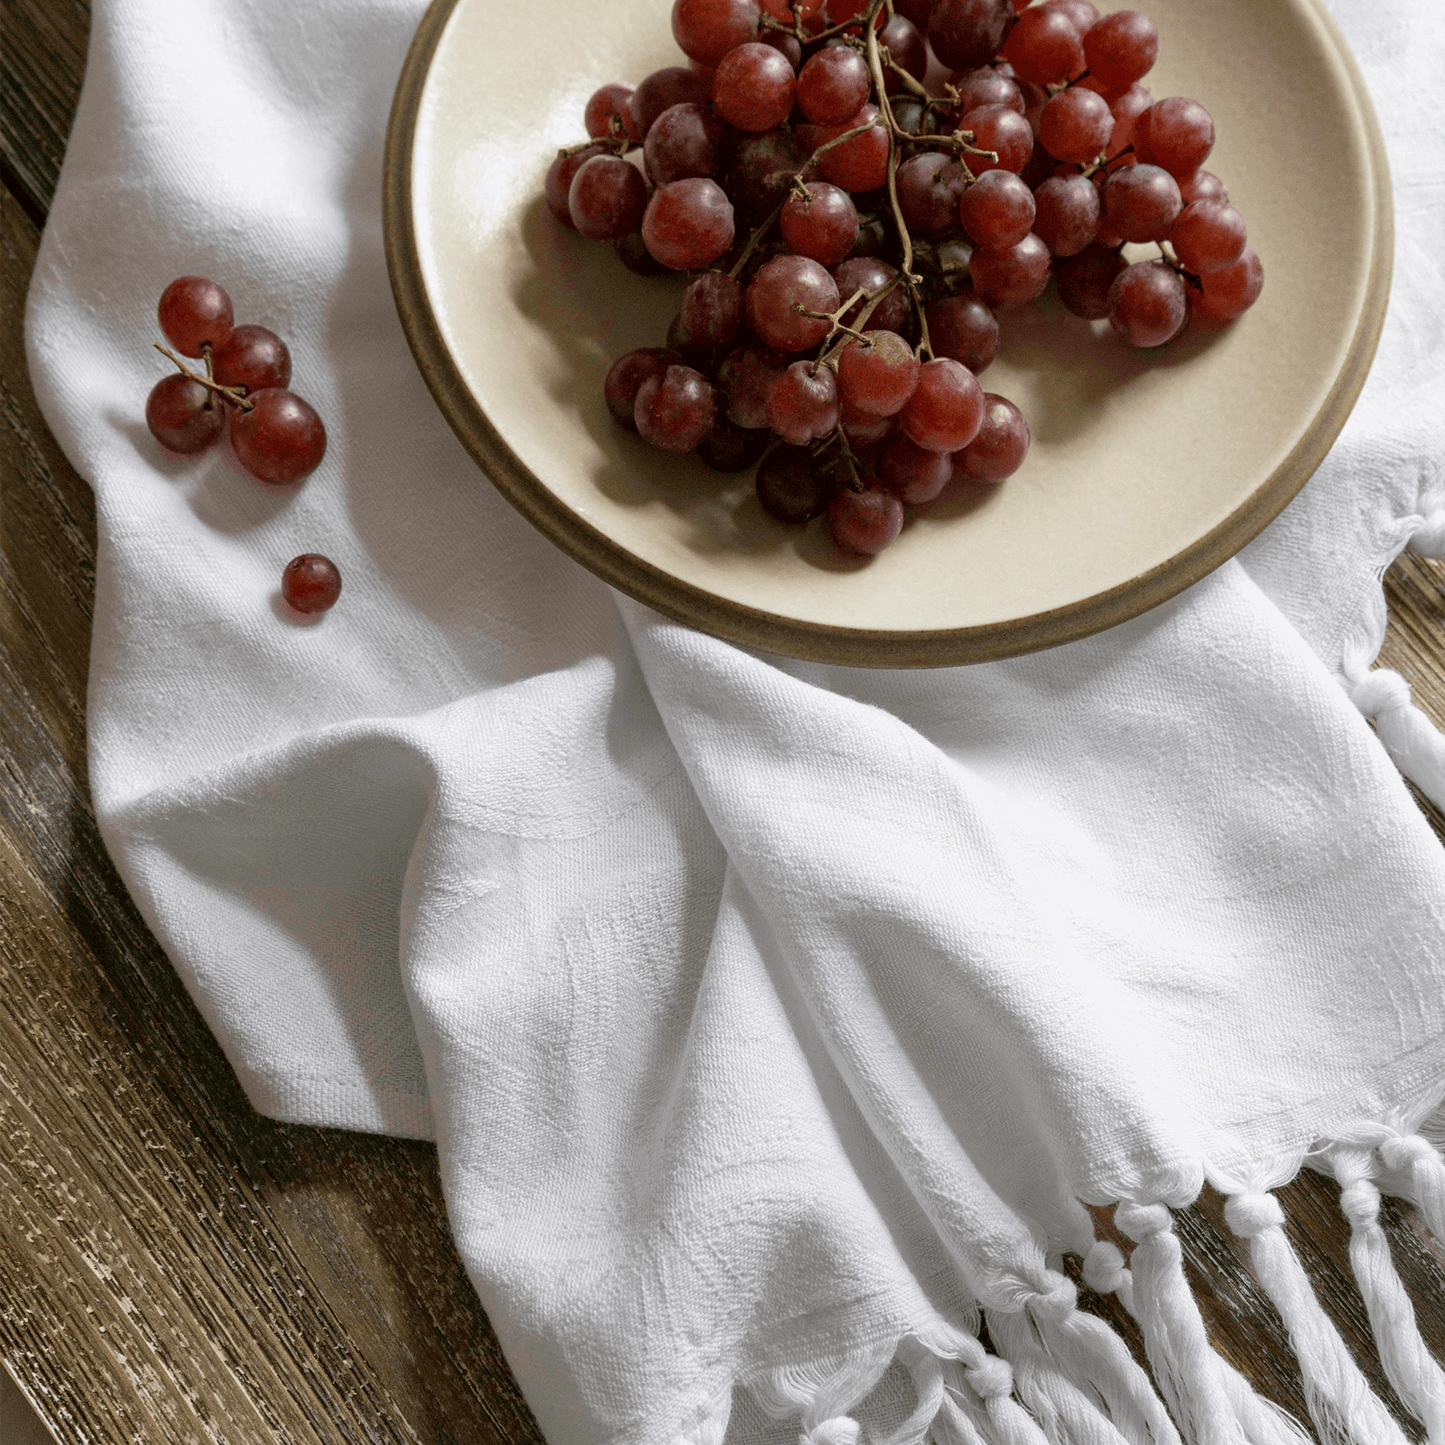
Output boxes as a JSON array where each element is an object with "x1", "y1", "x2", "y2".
[{"x1": 384, "y1": 0, "x2": 1391, "y2": 667}]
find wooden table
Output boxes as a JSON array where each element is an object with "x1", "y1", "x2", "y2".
[{"x1": 4, "y1": 3, "x2": 1445, "y2": 1440}]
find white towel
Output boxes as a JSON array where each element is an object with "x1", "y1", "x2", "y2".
[{"x1": 24, "y1": 2, "x2": 1445, "y2": 1444}]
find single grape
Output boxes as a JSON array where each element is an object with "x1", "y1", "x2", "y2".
[
  {"x1": 796, "y1": 46, "x2": 872, "y2": 126},
  {"x1": 814, "y1": 105, "x2": 890, "y2": 192},
  {"x1": 585, "y1": 84, "x2": 639, "y2": 141},
  {"x1": 925, "y1": 291, "x2": 999, "y2": 373},
  {"x1": 643, "y1": 178, "x2": 736, "y2": 269},
  {"x1": 1178, "y1": 169, "x2": 1228, "y2": 205},
  {"x1": 680, "y1": 272, "x2": 745, "y2": 357},
  {"x1": 1191, "y1": 246, "x2": 1263, "y2": 323},
  {"x1": 968, "y1": 232, "x2": 1051, "y2": 307},
  {"x1": 212, "y1": 324, "x2": 291, "y2": 395},
  {"x1": 644, "y1": 102, "x2": 729, "y2": 186},
  {"x1": 1107, "y1": 261, "x2": 1188, "y2": 347},
  {"x1": 1134, "y1": 98, "x2": 1215, "y2": 178},
  {"x1": 631, "y1": 67, "x2": 713, "y2": 138},
  {"x1": 840, "y1": 402, "x2": 896, "y2": 446},
  {"x1": 634, "y1": 364, "x2": 717, "y2": 449},
  {"x1": 833, "y1": 258, "x2": 909, "y2": 335},
  {"x1": 958, "y1": 169, "x2": 1036, "y2": 249},
  {"x1": 780, "y1": 182, "x2": 860, "y2": 267},
  {"x1": 829, "y1": 487, "x2": 905, "y2": 554},
  {"x1": 1105, "y1": 83, "x2": 1154, "y2": 158},
  {"x1": 761, "y1": 29, "x2": 803, "y2": 68},
  {"x1": 956, "y1": 394, "x2": 1029, "y2": 480},
  {"x1": 1001, "y1": 6, "x2": 1084, "y2": 85},
  {"x1": 897, "y1": 153, "x2": 973, "y2": 238},
  {"x1": 1039, "y1": 87, "x2": 1113, "y2": 164},
  {"x1": 229, "y1": 389, "x2": 327, "y2": 484},
  {"x1": 767, "y1": 361, "x2": 840, "y2": 445},
  {"x1": 698, "y1": 416, "x2": 771, "y2": 471},
  {"x1": 877, "y1": 433, "x2": 952, "y2": 504},
  {"x1": 158, "y1": 276, "x2": 233, "y2": 358},
  {"x1": 1031, "y1": 174, "x2": 1099, "y2": 256},
  {"x1": 1103, "y1": 163, "x2": 1182, "y2": 242},
  {"x1": 757, "y1": 444, "x2": 834, "y2": 523},
  {"x1": 900, "y1": 357, "x2": 984, "y2": 453},
  {"x1": 1054, "y1": 241, "x2": 1128, "y2": 318},
  {"x1": 282, "y1": 554, "x2": 342, "y2": 615},
  {"x1": 927, "y1": 0, "x2": 1016, "y2": 71},
  {"x1": 896, "y1": 0, "x2": 941, "y2": 26},
  {"x1": 745, "y1": 254, "x2": 839, "y2": 352},
  {"x1": 718, "y1": 345, "x2": 792, "y2": 427},
  {"x1": 879, "y1": 15, "x2": 929, "y2": 86},
  {"x1": 726, "y1": 128, "x2": 814, "y2": 223},
  {"x1": 545, "y1": 144, "x2": 606, "y2": 227},
  {"x1": 949, "y1": 66, "x2": 1024, "y2": 116},
  {"x1": 145, "y1": 373, "x2": 225, "y2": 454},
  {"x1": 604, "y1": 348, "x2": 684, "y2": 429},
  {"x1": 569, "y1": 155, "x2": 650, "y2": 241},
  {"x1": 1170, "y1": 199, "x2": 1247, "y2": 274},
  {"x1": 1082, "y1": 11, "x2": 1158, "y2": 92},
  {"x1": 712, "y1": 42, "x2": 796, "y2": 131},
  {"x1": 836, "y1": 330, "x2": 921, "y2": 417},
  {"x1": 957, "y1": 104, "x2": 1033, "y2": 175},
  {"x1": 671, "y1": 0, "x2": 761, "y2": 67}
]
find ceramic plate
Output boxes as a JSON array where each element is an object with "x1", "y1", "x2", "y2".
[{"x1": 384, "y1": 0, "x2": 1390, "y2": 666}]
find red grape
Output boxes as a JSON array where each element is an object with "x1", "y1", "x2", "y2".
[
  {"x1": 158, "y1": 276, "x2": 233, "y2": 358},
  {"x1": 796, "y1": 46, "x2": 872, "y2": 126},
  {"x1": 699, "y1": 416, "x2": 771, "y2": 471},
  {"x1": 671, "y1": 0, "x2": 760, "y2": 66},
  {"x1": 1055, "y1": 241, "x2": 1128, "y2": 318},
  {"x1": 604, "y1": 347, "x2": 684, "y2": 429},
  {"x1": 1001, "y1": 6, "x2": 1084, "y2": 85},
  {"x1": 1031, "y1": 174, "x2": 1099, "y2": 256},
  {"x1": 632, "y1": 67, "x2": 712, "y2": 138},
  {"x1": 957, "y1": 394, "x2": 1029, "y2": 479},
  {"x1": 829, "y1": 487, "x2": 904, "y2": 554},
  {"x1": 757, "y1": 444, "x2": 834, "y2": 522},
  {"x1": 145, "y1": 373, "x2": 225, "y2": 454},
  {"x1": 813, "y1": 105, "x2": 890, "y2": 193},
  {"x1": 1170, "y1": 199, "x2": 1247, "y2": 274},
  {"x1": 1134, "y1": 98, "x2": 1215, "y2": 178},
  {"x1": 545, "y1": 144, "x2": 606, "y2": 227},
  {"x1": 897, "y1": 153, "x2": 973, "y2": 238},
  {"x1": 836, "y1": 330, "x2": 921, "y2": 417},
  {"x1": 645, "y1": 102, "x2": 729, "y2": 186},
  {"x1": 745, "y1": 254, "x2": 839, "y2": 352},
  {"x1": 1082, "y1": 11, "x2": 1158, "y2": 92},
  {"x1": 833, "y1": 258, "x2": 909, "y2": 335},
  {"x1": 634, "y1": 364, "x2": 717, "y2": 448},
  {"x1": 780, "y1": 182, "x2": 860, "y2": 267},
  {"x1": 878, "y1": 433, "x2": 952, "y2": 503},
  {"x1": 230, "y1": 389, "x2": 327, "y2": 484},
  {"x1": 927, "y1": 0, "x2": 1016, "y2": 71},
  {"x1": 900, "y1": 357, "x2": 984, "y2": 452},
  {"x1": 1105, "y1": 83, "x2": 1154, "y2": 157},
  {"x1": 1107, "y1": 261, "x2": 1188, "y2": 347},
  {"x1": 712, "y1": 42, "x2": 796, "y2": 131},
  {"x1": 726, "y1": 128, "x2": 814, "y2": 222},
  {"x1": 642, "y1": 178, "x2": 735, "y2": 269},
  {"x1": 1191, "y1": 246, "x2": 1263, "y2": 323},
  {"x1": 719, "y1": 345, "x2": 792, "y2": 427},
  {"x1": 282, "y1": 554, "x2": 342, "y2": 615},
  {"x1": 212, "y1": 324, "x2": 291, "y2": 395},
  {"x1": 1039, "y1": 87, "x2": 1113, "y2": 164},
  {"x1": 767, "y1": 360, "x2": 840, "y2": 444},
  {"x1": 879, "y1": 15, "x2": 928, "y2": 86},
  {"x1": 957, "y1": 104, "x2": 1033, "y2": 175},
  {"x1": 926, "y1": 292, "x2": 1000, "y2": 373},
  {"x1": 569, "y1": 155, "x2": 649, "y2": 241},
  {"x1": 1104, "y1": 163, "x2": 1182, "y2": 242},
  {"x1": 950, "y1": 67, "x2": 1024, "y2": 116},
  {"x1": 958, "y1": 169, "x2": 1036, "y2": 248},
  {"x1": 1179, "y1": 169, "x2": 1228, "y2": 205},
  {"x1": 585, "y1": 84, "x2": 639, "y2": 141},
  {"x1": 968, "y1": 233, "x2": 1051, "y2": 307}
]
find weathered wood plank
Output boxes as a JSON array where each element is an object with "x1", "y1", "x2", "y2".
[{"x1": 0, "y1": 0, "x2": 90, "y2": 221}]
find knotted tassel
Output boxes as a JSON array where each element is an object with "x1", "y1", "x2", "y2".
[
  {"x1": 882, "y1": 1337, "x2": 948, "y2": 1445},
  {"x1": 1330, "y1": 1146, "x2": 1445, "y2": 1445},
  {"x1": 1025, "y1": 1276, "x2": 1181, "y2": 1445},
  {"x1": 1113, "y1": 1202, "x2": 1248, "y2": 1445},
  {"x1": 1348, "y1": 668, "x2": 1445, "y2": 811},
  {"x1": 944, "y1": 1330, "x2": 1055, "y2": 1445},
  {"x1": 1080, "y1": 1222, "x2": 1311, "y2": 1445},
  {"x1": 1379, "y1": 1133, "x2": 1445, "y2": 1245},
  {"x1": 1223, "y1": 1190, "x2": 1411, "y2": 1445}
]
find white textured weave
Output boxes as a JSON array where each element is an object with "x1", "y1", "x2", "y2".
[{"x1": 23, "y1": 3, "x2": 1445, "y2": 1445}]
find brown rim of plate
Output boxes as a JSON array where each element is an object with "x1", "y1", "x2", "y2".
[{"x1": 382, "y1": 0, "x2": 1393, "y2": 670}]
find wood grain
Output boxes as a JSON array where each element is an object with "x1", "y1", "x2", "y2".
[{"x1": 6, "y1": 0, "x2": 1445, "y2": 1439}]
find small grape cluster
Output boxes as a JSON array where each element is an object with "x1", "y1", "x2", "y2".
[
  {"x1": 546, "y1": 0, "x2": 1261, "y2": 556},
  {"x1": 145, "y1": 277, "x2": 341, "y2": 614}
]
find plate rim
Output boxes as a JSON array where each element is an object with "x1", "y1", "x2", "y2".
[{"x1": 382, "y1": 0, "x2": 1393, "y2": 669}]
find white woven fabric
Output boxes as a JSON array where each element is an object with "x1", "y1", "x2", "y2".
[{"x1": 23, "y1": 3, "x2": 1445, "y2": 1445}]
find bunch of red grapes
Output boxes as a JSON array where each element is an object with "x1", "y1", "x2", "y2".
[
  {"x1": 145, "y1": 277, "x2": 342, "y2": 613},
  {"x1": 549, "y1": 0, "x2": 1261, "y2": 556}
]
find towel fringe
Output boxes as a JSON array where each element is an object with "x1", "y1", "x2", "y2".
[
  {"x1": 1221, "y1": 1188, "x2": 1411, "y2": 1445},
  {"x1": 757, "y1": 1337, "x2": 898, "y2": 1445},
  {"x1": 1324, "y1": 1143, "x2": 1445, "y2": 1445}
]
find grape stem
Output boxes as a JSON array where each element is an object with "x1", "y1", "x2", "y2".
[
  {"x1": 154, "y1": 342, "x2": 253, "y2": 411},
  {"x1": 815, "y1": 426, "x2": 867, "y2": 492}
]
